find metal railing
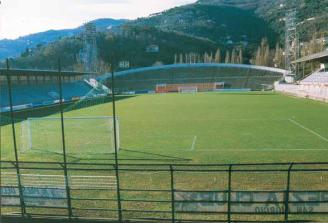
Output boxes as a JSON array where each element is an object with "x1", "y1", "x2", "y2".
[{"x1": 1, "y1": 161, "x2": 328, "y2": 222}]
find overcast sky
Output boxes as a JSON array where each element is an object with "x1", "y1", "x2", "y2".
[{"x1": 0, "y1": 0, "x2": 196, "y2": 40}]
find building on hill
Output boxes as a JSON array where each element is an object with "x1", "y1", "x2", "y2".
[{"x1": 146, "y1": 44, "x2": 160, "y2": 53}]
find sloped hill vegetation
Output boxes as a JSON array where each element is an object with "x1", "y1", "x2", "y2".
[
  {"x1": 8, "y1": 26, "x2": 218, "y2": 70},
  {"x1": 198, "y1": 0, "x2": 328, "y2": 41},
  {"x1": 131, "y1": 4, "x2": 276, "y2": 46}
]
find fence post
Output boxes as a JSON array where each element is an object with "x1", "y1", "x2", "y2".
[
  {"x1": 5, "y1": 59, "x2": 26, "y2": 217},
  {"x1": 170, "y1": 165, "x2": 175, "y2": 223},
  {"x1": 284, "y1": 163, "x2": 293, "y2": 222},
  {"x1": 227, "y1": 164, "x2": 233, "y2": 223},
  {"x1": 111, "y1": 68, "x2": 123, "y2": 222},
  {"x1": 57, "y1": 59, "x2": 73, "y2": 219}
]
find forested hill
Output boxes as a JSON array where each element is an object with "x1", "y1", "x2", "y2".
[
  {"x1": 7, "y1": 4, "x2": 275, "y2": 70},
  {"x1": 197, "y1": 0, "x2": 328, "y2": 41},
  {"x1": 2, "y1": 0, "x2": 327, "y2": 70},
  {"x1": 130, "y1": 4, "x2": 276, "y2": 47},
  {"x1": 7, "y1": 26, "x2": 218, "y2": 70}
]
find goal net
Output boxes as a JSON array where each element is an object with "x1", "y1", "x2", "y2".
[
  {"x1": 178, "y1": 86, "x2": 198, "y2": 93},
  {"x1": 20, "y1": 116, "x2": 120, "y2": 154}
]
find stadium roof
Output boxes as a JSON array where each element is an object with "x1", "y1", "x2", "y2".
[
  {"x1": 0, "y1": 68, "x2": 95, "y2": 76},
  {"x1": 292, "y1": 50, "x2": 328, "y2": 64},
  {"x1": 99, "y1": 63, "x2": 287, "y2": 81}
]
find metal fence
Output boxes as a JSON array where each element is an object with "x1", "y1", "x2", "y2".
[{"x1": 1, "y1": 161, "x2": 328, "y2": 222}]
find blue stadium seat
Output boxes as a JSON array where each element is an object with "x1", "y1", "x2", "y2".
[{"x1": 1, "y1": 81, "x2": 93, "y2": 108}]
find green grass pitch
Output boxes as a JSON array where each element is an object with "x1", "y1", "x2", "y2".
[
  {"x1": 2, "y1": 92, "x2": 328, "y2": 222},
  {"x1": 1, "y1": 91, "x2": 328, "y2": 164}
]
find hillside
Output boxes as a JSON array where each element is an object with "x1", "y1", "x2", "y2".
[
  {"x1": 7, "y1": 26, "x2": 218, "y2": 70},
  {"x1": 131, "y1": 4, "x2": 276, "y2": 47},
  {"x1": 197, "y1": 0, "x2": 328, "y2": 41},
  {"x1": 2, "y1": 1, "x2": 327, "y2": 70},
  {"x1": 197, "y1": 0, "x2": 260, "y2": 9},
  {"x1": 0, "y1": 18, "x2": 128, "y2": 60}
]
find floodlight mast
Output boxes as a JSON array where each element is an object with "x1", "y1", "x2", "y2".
[
  {"x1": 284, "y1": 9, "x2": 299, "y2": 83},
  {"x1": 80, "y1": 22, "x2": 98, "y2": 74}
]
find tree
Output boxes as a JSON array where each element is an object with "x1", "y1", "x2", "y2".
[
  {"x1": 238, "y1": 48, "x2": 243, "y2": 64},
  {"x1": 193, "y1": 53, "x2": 197, "y2": 64},
  {"x1": 231, "y1": 49, "x2": 237, "y2": 64},
  {"x1": 197, "y1": 54, "x2": 202, "y2": 63},
  {"x1": 214, "y1": 48, "x2": 221, "y2": 63},
  {"x1": 98, "y1": 59, "x2": 111, "y2": 74},
  {"x1": 209, "y1": 52, "x2": 213, "y2": 63},
  {"x1": 21, "y1": 48, "x2": 31, "y2": 57},
  {"x1": 254, "y1": 37, "x2": 272, "y2": 66},
  {"x1": 179, "y1": 54, "x2": 183, "y2": 64},
  {"x1": 225, "y1": 51, "x2": 230, "y2": 64},
  {"x1": 190, "y1": 53, "x2": 197, "y2": 64},
  {"x1": 264, "y1": 45, "x2": 270, "y2": 66},
  {"x1": 73, "y1": 62, "x2": 84, "y2": 72},
  {"x1": 255, "y1": 47, "x2": 262, "y2": 65},
  {"x1": 204, "y1": 52, "x2": 209, "y2": 63},
  {"x1": 308, "y1": 33, "x2": 325, "y2": 55},
  {"x1": 273, "y1": 43, "x2": 284, "y2": 68}
]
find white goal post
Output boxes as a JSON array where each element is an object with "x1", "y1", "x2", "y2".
[
  {"x1": 20, "y1": 116, "x2": 120, "y2": 154},
  {"x1": 178, "y1": 86, "x2": 198, "y2": 93}
]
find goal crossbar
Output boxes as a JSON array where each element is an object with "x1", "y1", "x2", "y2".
[{"x1": 20, "y1": 116, "x2": 120, "y2": 154}]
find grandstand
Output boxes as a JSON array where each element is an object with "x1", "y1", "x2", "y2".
[
  {"x1": 275, "y1": 50, "x2": 328, "y2": 102},
  {"x1": 1, "y1": 64, "x2": 285, "y2": 112},
  {"x1": 99, "y1": 63, "x2": 286, "y2": 93},
  {"x1": 0, "y1": 69, "x2": 106, "y2": 112},
  {"x1": 300, "y1": 66, "x2": 328, "y2": 84}
]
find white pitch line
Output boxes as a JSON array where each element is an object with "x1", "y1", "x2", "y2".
[
  {"x1": 288, "y1": 118, "x2": 328, "y2": 143},
  {"x1": 190, "y1": 136, "x2": 197, "y2": 151},
  {"x1": 184, "y1": 148, "x2": 328, "y2": 153},
  {"x1": 133, "y1": 172, "x2": 164, "y2": 175},
  {"x1": 192, "y1": 148, "x2": 328, "y2": 152}
]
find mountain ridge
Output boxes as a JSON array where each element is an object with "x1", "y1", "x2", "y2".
[{"x1": 0, "y1": 18, "x2": 128, "y2": 60}]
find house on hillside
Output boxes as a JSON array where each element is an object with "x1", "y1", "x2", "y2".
[{"x1": 146, "y1": 44, "x2": 160, "y2": 53}]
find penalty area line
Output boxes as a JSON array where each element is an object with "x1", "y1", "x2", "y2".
[
  {"x1": 288, "y1": 118, "x2": 328, "y2": 143},
  {"x1": 187, "y1": 148, "x2": 328, "y2": 152},
  {"x1": 190, "y1": 136, "x2": 197, "y2": 151}
]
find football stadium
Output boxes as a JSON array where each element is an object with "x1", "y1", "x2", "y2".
[
  {"x1": 1, "y1": 1, "x2": 328, "y2": 222},
  {"x1": 1, "y1": 58, "x2": 328, "y2": 223}
]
